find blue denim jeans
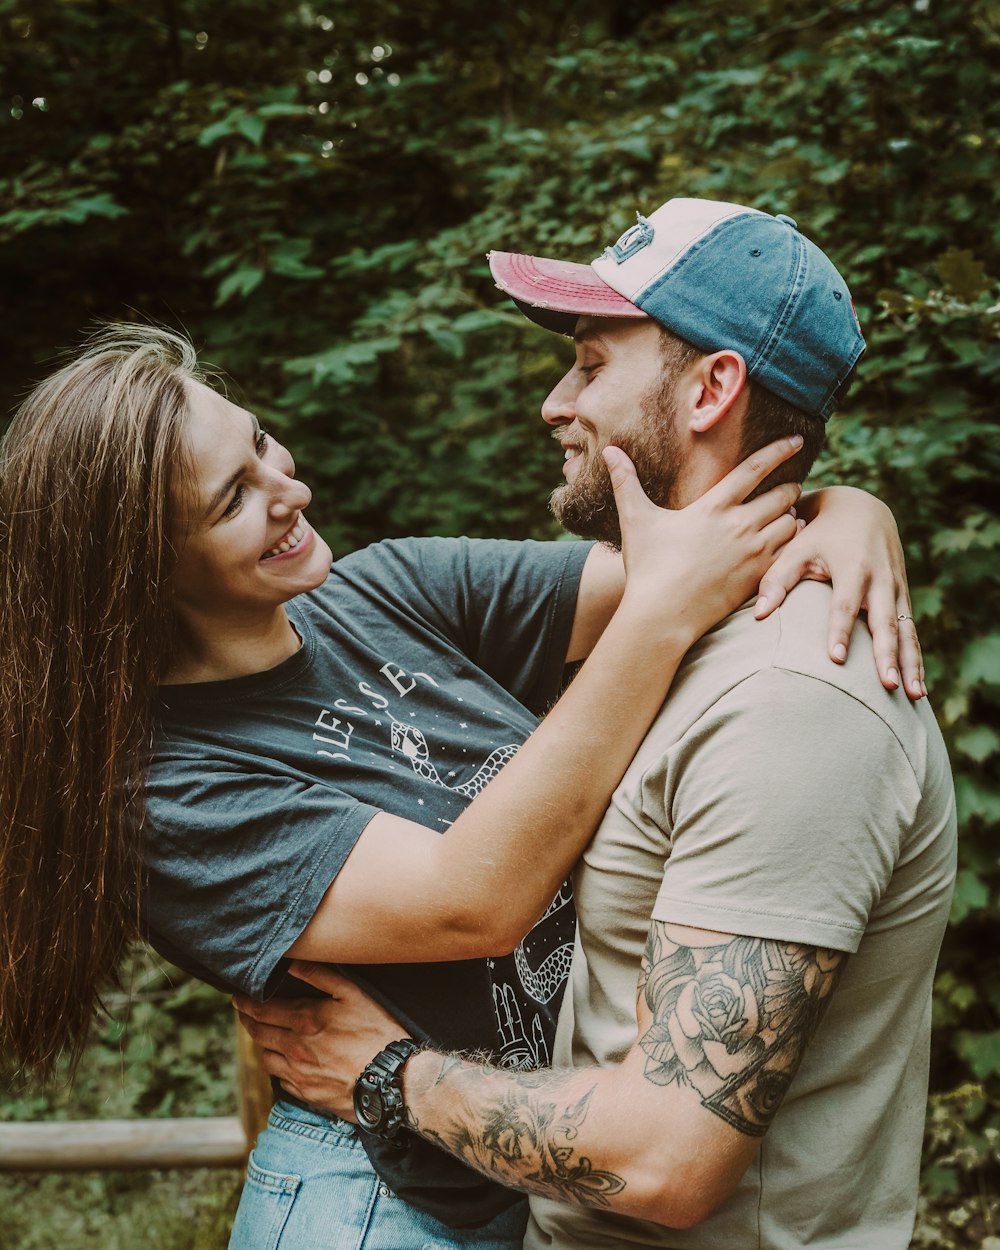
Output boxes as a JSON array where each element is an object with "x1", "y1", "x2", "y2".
[{"x1": 228, "y1": 1102, "x2": 528, "y2": 1250}]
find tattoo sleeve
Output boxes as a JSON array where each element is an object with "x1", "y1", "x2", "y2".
[
  {"x1": 399, "y1": 930, "x2": 846, "y2": 1211},
  {"x1": 638, "y1": 924, "x2": 848, "y2": 1137},
  {"x1": 405, "y1": 1059, "x2": 627, "y2": 1209}
]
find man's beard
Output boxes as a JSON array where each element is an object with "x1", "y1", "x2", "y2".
[{"x1": 549, "y1": 381, "x2": 682, "y2": 549}]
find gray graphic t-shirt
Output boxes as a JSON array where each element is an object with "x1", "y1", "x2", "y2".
[{"x1": 143, "y1": 535, "x2": 590, "y2": 1222}]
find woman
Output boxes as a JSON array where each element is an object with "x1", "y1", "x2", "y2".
[{"x1": 0, "y1": 325, "x2": 919, "y2": 1249}]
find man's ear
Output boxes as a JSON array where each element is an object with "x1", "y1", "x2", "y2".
[{"x1": 687, "y1": 350, "x2": 748, "y2": 433}]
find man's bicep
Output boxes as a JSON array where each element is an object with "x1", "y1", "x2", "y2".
[{"x1": 635, "y1": 921, "x2": 849, "y2": 1140}]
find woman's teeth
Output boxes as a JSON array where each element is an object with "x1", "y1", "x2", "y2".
[
  {"x1": 564, "y1": 448, "x2": 578, "y2": 461},
  {"x1": 265, "y1": 523, "x2": 305, "y2": 558}
]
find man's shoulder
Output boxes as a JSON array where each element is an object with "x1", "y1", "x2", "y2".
[
  {"x1": 637, "y1": 580, "x2": 943, "y2": 770},
  {"x1": 694, "y1": 581, "x2": 885, "y2": 712}
]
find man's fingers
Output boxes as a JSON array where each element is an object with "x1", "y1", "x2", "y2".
[
  {"x1": 232, "y1": 994, "x2": 299, "y2": 1028},
  {"x1": 236, "y1": 1011, "x2": 296, "y2": 1052},
  {"x1": 279, "y1": 1077, "x2": 307, "y2": 1104},
  {"x1": 288, "y1": 960, "x2": 351, "y2": 997},
  {"x1": 260, "y1": 1048, "x2": 293, "y2": 1082},
  {"x1": 703, "y1": 435, "x2": 803, "y2": 507},
  {"x1": 260, "y1": 1049, "x2": 318, "y2": 1106}
]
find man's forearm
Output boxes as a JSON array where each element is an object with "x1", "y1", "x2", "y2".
[
  {"x1": 402, "y1": 1052, "x2": 632, "y2": 1211},
  {"x1": 399, "y1": 1048, "x2": 737, "y2": 1229}
]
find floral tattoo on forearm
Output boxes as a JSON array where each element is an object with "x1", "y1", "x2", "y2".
[
  {"x1": 638, "y1": 925, "x2": 847, "y2": 1137},
  {"x1": 406, "y1": 1060, "x2": 626, "y2": 1208}
]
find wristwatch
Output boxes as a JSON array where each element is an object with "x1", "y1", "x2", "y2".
[{"x1": 353, "y1": 1038, "x2": 421, "y2": 1141}]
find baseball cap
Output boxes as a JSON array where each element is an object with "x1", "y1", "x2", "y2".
[{"x1": 488, "y1": 197, "x2": 865, "y2": 421}]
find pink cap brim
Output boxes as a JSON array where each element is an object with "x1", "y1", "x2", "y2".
[{"x1": 488, "y1": 251, "x2": 646, "y2": 319}]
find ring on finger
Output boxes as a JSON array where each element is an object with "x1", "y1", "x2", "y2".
[{"x1": 897, "y1": 613, "x2": 913, "y2": 622}]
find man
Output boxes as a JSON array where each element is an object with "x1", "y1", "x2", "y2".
[{"x1": 236, "y1": 198, "x2": 957, "y2": 1248}]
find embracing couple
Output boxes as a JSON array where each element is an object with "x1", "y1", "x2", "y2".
[{"x1": 0, "y1": 197, "x2": 955, "y2": 1250}]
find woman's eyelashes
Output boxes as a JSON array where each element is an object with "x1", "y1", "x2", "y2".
[
  {"x1": 220, "y1": 431, "x2": 269, "y2": 519},
  {"x1": 221, "y1": 484, "x2": 246, "y2": 519}
]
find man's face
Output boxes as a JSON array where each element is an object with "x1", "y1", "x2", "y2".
[{"x1": 542, "y1": 317, "x2": 685, "y2": 547}]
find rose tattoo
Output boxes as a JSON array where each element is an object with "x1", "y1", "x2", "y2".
[{"x1": 639, "y1": 926, "x2": 847, "y2": 1137}]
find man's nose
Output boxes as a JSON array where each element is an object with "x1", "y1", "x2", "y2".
[{"x1": 541, "y1": 370, "x2": 582, "y2": 426}]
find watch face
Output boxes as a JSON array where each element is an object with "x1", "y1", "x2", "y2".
[{"x1": 355, "y1": 1075, "x2": 386, "y2": 1129}]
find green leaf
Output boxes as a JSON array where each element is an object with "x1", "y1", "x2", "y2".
[
  {"x1": 60, "y1": 193, "x2": 128, "y2": 223},
  {"x1": 236, "y1": 114, "x2": 266, "y2": 147},
  {"x1": 425, "y1": 328, "x2": 465, "y2": 357},
  {"x1": 199, "y1": 109, "x2": 267, "y2": 148},
  {"x1": 256, "y1": 103, "x2": 309, "y2": 118},
  {"x1": 958, "y1": 634, "x2": 1000, "y2": 686},
  {"x1": 920, "y1": 1163, "x2": 960, "y2": 1196},
  {"x1": 269, "y1": 238, "x2": 325, "y2": 279},
  {"x1": 283, "y1": 336, "x2": 400, "y2": 384},
  {"x1": 198, "y1": 116, "x2": 236, "y2": 147},
  {"x1": 910, "y1": 586, "x2": 943, "y2": 619},
  {"x1": 950, "y1": 868, "x2": 990, "y2": 924},
  {"x1": 954, "y1": 725, "x2": 1000, "y2": 763},
  {"x1": 953, "y1": 775, "x2": 1000, "y2": 826},
  {"x1": 956, "y1": 1030, "x2": 1000, "y2": 1080},
  {"x1": 935, "y1": 247, "x2": 991, "y2": 302},
  {"x1": 215, "y1": 266, "x2": 265, "y2": 305}
]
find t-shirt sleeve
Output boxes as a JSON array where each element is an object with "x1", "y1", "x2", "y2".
[
  {"x1": 143, "y1": 759, "x2": 379, "y2": 998},
  {"x1": 648, "y1": 670, "x2": 923, "y2": 952},
  {"x1": 347, "y1": 537, "x2": 593, "y2": 714}
]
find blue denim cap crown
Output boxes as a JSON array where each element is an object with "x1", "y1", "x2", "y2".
[
  {"x1": 623, "y1": 211, "x2": 865, "y2": 421},
  {"x1": 488, "y1": 198, "x2": 866, "y2": 421}
]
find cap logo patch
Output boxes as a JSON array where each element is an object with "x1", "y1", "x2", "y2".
[{"x1": 603, "y1": 213, "x2": 654, "y2": 265}]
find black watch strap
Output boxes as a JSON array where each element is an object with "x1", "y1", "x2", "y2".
[{"x1": 353, "y1": 1037, "x2": 421, "y2": 1141}]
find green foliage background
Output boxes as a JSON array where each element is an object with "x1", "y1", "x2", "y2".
[{"x1": 2, "y1": 0, "x2": 998, "y2": 1245}]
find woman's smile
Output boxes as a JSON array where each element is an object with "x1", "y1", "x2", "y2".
[{"x1": 262, "y1": 514, "x2": 313, "y2": 561}]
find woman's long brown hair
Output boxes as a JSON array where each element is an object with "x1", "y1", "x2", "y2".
[{"x1": 0, "y1": 325, "x2": 199, "y2": 1075}]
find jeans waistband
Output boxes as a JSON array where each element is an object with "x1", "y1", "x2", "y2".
[{"x1": 268, "y1": 1099, "x2": 360, "y2": 1145}]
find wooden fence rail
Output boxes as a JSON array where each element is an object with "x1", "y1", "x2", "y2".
[{"x1": 0, "y1": 1022, "x2": 273, "y2": 1173}]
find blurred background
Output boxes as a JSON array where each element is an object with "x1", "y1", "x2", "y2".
[{"x1": 1, "y1": 0, "x2": 998, "y2": 1246}]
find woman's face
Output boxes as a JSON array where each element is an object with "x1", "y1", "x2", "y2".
[{"x1": 171, "y1": 380, "x2": 333, "y2": 623}]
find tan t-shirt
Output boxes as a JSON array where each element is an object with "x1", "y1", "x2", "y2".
[{"x1": 527, "y1": 583, "x2": 956, "y2": 1250}]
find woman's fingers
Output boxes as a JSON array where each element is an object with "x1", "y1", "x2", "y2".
[
  {"x1": 740, "y1": 479, "x2": 802, "y2": 529},
  {"x1": 753, "y1": 545, "x2": 827, "y2": 619},
  {"x1": 825, "y1": 583, "x2": 867, "y2": 668},
  {"x1": 864, "y1": 580, "x2": 926, "y2": 698},
  {"x1": 601, "y1": 445, "x2": 655, "y2": 526},
  {"x1": 753, "y1": 543, "x2": 927, "y2": 698},
  {"x1": 703, "y1": 434, "x2": 804, "y2": 507},
  {"x1": 758, "y1": 511, "x2": 801, "y2": 560},
  {"x1": 897, "y1": 614, "x2": 926, "y2": 698}
]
